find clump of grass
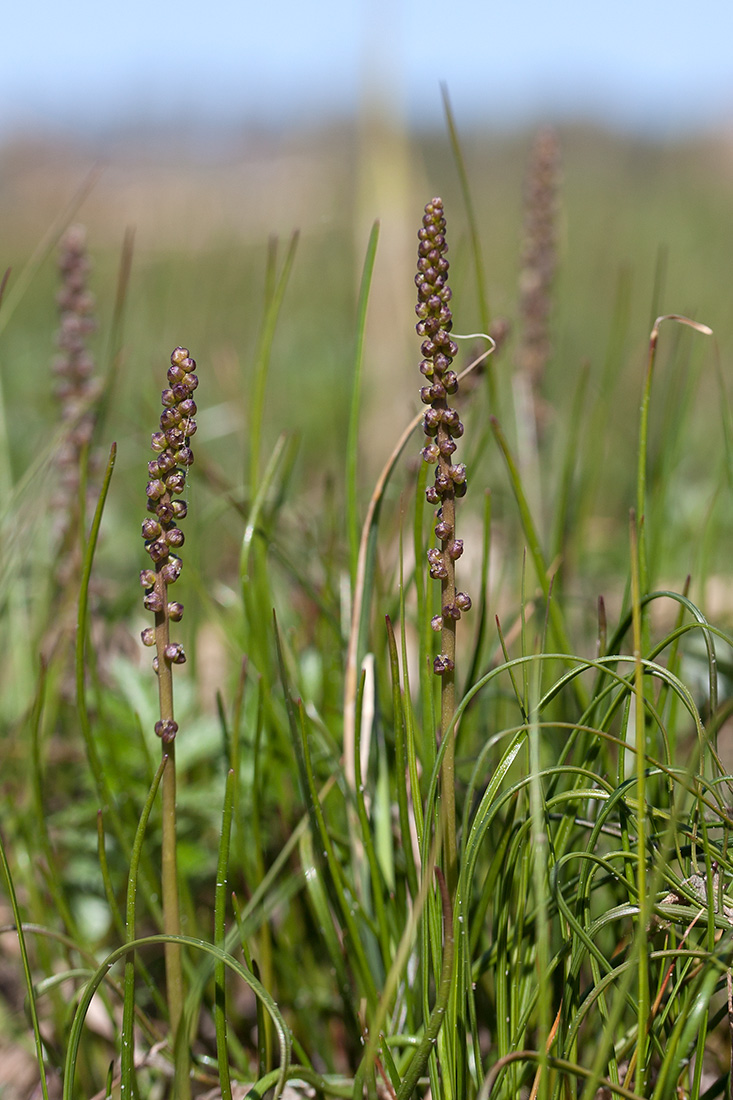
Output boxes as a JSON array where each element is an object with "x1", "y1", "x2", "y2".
[{"x1": 3, "y1": 127, "x2": 733, "y2": 1100}]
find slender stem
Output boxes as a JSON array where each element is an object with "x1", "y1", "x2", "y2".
[
  {"x1": 438, "y1": 464, "x2": 457, "y2": 895},
  {"x1": 154, "y1": 584, "x2": 186, "y2": 1078},
  {"x1": 629, "y1": 512, "x2": 648, "y2": 1096}
]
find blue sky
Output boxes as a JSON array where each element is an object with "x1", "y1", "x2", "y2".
[{"x1": 4, "y1": 0, "x2": 733, "y2": 137}]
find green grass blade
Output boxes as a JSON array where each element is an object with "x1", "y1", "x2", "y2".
[
  {"x1": 64, "y1": 933, "x2": 292, "y2": 1100},
  {"x1": 0, "y1": 828, "x2": 50, "y2": 1100},
  {"x1": 214, "y1": 768, "x2": 236, "y2": 1100},
  {"x1": 249, "y1": 232, "x2": 299, "y2": 489},
  {"x1": 346, "y1": 221, "x2": 380, "y2": 584}
]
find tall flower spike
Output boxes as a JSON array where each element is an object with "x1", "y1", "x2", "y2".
[
  {"x1": 416, "y1": 198, "x2": 471, "y2": 678},
  {"x1": 516, "y1": 128, "x2": 559, "y2": 438},
  {"x1": 140, "y1": 348, "x2": 198, "y2": 1062},
  {"x1": 140, "y1": 346, "x2": 198, "y2": 741},
  {"x1": 51, "y1": 224, "x2": 102, "y2": 580}
]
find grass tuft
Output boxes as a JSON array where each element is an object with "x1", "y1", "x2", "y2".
[{"x1": 1, "y1": 123, "x2": 732, "y2": 1100}]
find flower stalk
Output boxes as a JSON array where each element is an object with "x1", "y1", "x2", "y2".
[
  {"x1": 140, "y1": 346, "x2": 198, "y2": 1077},
  {"x1": 416, "y1": 198, "x2": 470, "y2": 893}
]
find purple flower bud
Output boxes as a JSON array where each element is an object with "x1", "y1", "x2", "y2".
[
  {"x1": 425, "y1": 485, "x2": 440, "y2": 504},
  {"x1": 142, "y1": 518, "x2": 161, "y2": 540},
  {"x1": 171, "y1": 500, "x2": 188, "y2": 519},
  {"x1": 455, "y1": 481, "x2": 467, "y2": 498},
  {"x1": 161, "y1": 388, "x2": 176, "y2": 407},
  {"x1": 435, "y1": 470, "x2": 451, "y2": 495},
  {"x1": 146, "y1": 479, "x2": 166, "y2": 500},
  {"x1": 455, "y1": 592, "x2": 472, "y2": 611},
  {"x1": 165, "y1": 528, "x2": 185, "y2": 548},
  {"x1": 435, "y1": 519, "x2": 453, "y2": 540},
  {"x1": 140, "y1": 627, "x2": 156, "y2": 646},
  {"x1": 175, "y1": 447, "x2": 194, "y2": 467},
  {"x1": 157, "y1": 450, "x2": 176, "y2": 474},
  {"x1": 148, "y1": 459, "x2": 161, "y2": 477},
  {"x1": 429, "y1": 561, "x2": 449, "y2": 580},
  {"x1": 165, "y1": 427, "x2": 185, "y2": 449},
  {"x1": 433, "y1": 654, "x2": 455, "y2": 676},
  {"x1": 448, "y1": 539, "x2": 464, "y2": 560},
  {"x1": 421, "y1": 443, "x2": 440, "y2": 464},
  {"x1": 443, "y1": 371, "x2": 458, "y2": 394},
  {"x1": 168, "y1": 363, "x2": 186, "y2": 386},
  {"x1": 167, "y1": 601, "x2": 184, "y2": 621},
  {"x1": 164, "y1": 643, "x2": 186, "y2": 664},
  {"x1": 427, "y1": 548, "x2": 442, "y2": 566},
  {"x1": 144, "y1": 590, "x2": 164, "y2": 613},
  {"x1": 147, "y1": 539, "x2": 169, "y2": 563},
  {"x1": 179, "y1": 398, "x2": 197, "y2": 417},
  {"x1": 449, "y1": 463, "x2": 467, "y2": 484},
  {"x1": 155, "y1": 501, "x2": 175, "y2": 524},
  {"x1": 419, "y1": 359, "x2": 434, "y2": 378},
  {"x1": 161, "y1": 557, "x2": 182, "y2": 584},
  {"x1": 443, "y1": 408, "x2": 460, "y2": 431},
  {"x1": 423, "y1": 408, "x2": 441, "y2": 435},
  {"x1": 155, "y1": 718, "x2": 178, "y2": 741},
  {"x1": 439, "y1": 437, "x2": 457, "y2": 457},
  {"x1": 443, "y1": 603, "x2": 461, "y2": 620},
  {"x1": 151, "y1": 431, "x2": 167, "y2": 452},
  {"x1": 165, "y1": 472, "x2": 186, "y2": 494},
  {"x1": 160, "y1": 407, "x2": 182, "y2": 430},
  {"x1": 140, "y1": 569, "x2": 156, "y2": 587},
  {"x1": 420, "y1": 386, "x2": 434, "y2": 405},
  {"x1": 431, "y1": 615, "x2": 443, "y2": 631},
  {"x1": 170, "y1": 347, "x2": 189, "y2": 366}
]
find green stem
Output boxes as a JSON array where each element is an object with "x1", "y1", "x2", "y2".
[
  {"x1": 439, "y1": 479, "x2": 458, "y2": 897},
  {"x1": 629, "y1": 513, "x2": 648, "y2": 1096},
  {"x1": 214, "y1": 770, "x2": 235, "y2": 1100},
  {"x1": 120, "y1": 756, "x2": 167, "y2": 1099},
  {"x1": 152, "y1": 560, "x2": 186, "y2": 1087}
]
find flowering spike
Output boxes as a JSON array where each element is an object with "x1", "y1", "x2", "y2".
[
  {"x1": 141, "y1": 347, "x2": 198, "y2": 739},
  {"x1": 416, "y1": 197, "x2": 470, "y2": 686}
]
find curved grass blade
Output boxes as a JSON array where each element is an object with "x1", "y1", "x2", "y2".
[
  {"x1": 0, "y1": 829, "x2": 50, "y2": 1100},
  {"x1": 75, "y1": 443, "x2": 119, "y2": 815},
  {"x1": 344, "y1": 352, "x2": 492, "y2": 788},
  {"x1": 63, "y1": 933, "x2": 292, "y2": 1100}
]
